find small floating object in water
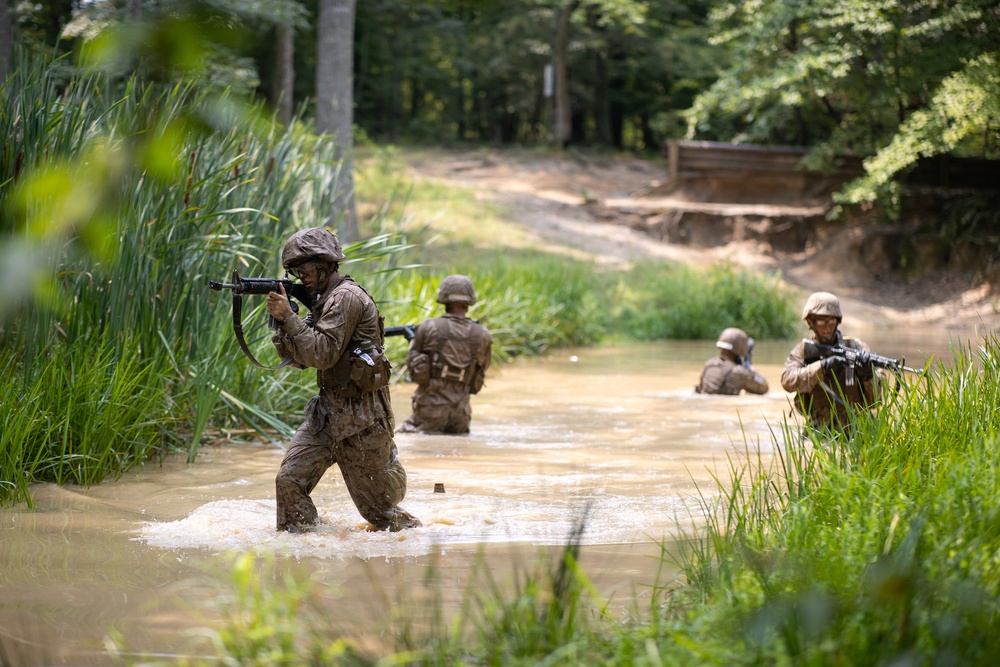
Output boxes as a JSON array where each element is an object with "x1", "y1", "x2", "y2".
[{"x1": 434, "y1": 483, "x2": 445, "y2": 493}]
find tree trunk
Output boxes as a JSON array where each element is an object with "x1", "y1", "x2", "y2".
[
  {"x1": 274, "y1": 23, "x2": 295, "y2": 124},
  {"x1": 0, "y1": 0, "x2": 12, "y2": 83},
  {"x1": 129, "y1": 0, "x2": 142, "y2": 21},
  {"x1": 316, "y1": 0, "x2": 359, "y2": 243},
  {"x1": 553, "y1": 1, "x2": 577, "y2": 148},
  {"x1": 593, "y1": 50, "x2": 612, "y2": 145}
]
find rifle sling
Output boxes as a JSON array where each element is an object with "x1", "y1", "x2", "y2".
[{"x1": 232, "y1": 292, "x2": 294, "y2": 370}]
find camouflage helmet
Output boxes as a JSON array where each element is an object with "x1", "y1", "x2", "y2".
[
  {"x1": 801, "y1": 291, "x2": 842, "y2": 322},
  {"x1": 436, "y1": 274, "x2": 477, "y2": 305},
  {"x1": 716, "y1": 327, "x2": 750, "y2": 358},
  {"x1": 281, "y1": 227, "x2": 346, "y2": 269}
]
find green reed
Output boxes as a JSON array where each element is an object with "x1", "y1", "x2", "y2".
[
  {"x1": 610, "y1": 259, "x2": 800, "y2": 341},
  {"x1": 379, "y1": 250, "x2": 608, "y2": 366},
  {"x1": 0, "y1": 335, "x2": 171, "y2": 506},
  {"x1": 0, "y1": 55, "x2": 412, "y2": 502}
]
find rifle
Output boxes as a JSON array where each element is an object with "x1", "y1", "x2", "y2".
[
  {"x1": 803, "y1": 340, "x2": 921, "y2": 386},
  {"x1": 209, "y1": 269, "x2": 314, "y2": 369},
  {"x1": 742, "y1": 337, "x2": 755, "y2": 369},
  {"x1": 384, "y1": 324, "x2": 417, "y2": 342}
]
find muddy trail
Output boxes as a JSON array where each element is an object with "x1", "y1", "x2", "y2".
[{"x1": 402, "y1": 147, "x2": 1000, "y2": 334}]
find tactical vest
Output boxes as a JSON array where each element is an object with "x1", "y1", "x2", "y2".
[{"x1": 317, "y1": 277, "x2": 393, "y2": 399}]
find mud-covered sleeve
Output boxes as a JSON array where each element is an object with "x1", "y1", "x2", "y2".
[
  {"x1": 734, "y1": 366, "x2": 769, "y2": 394},
  {"x1": 278, "y1": 289, "x2": 360, "y2": 370},
  {"x1": 270, "y1": 333, "x2": 307, "y2": 369},
  {"x1": 780, "y1": 342, "x2": 824, "y2": 393},
  {"x1": 478, "y1": 327, "x2": 492, "y2": 372}
]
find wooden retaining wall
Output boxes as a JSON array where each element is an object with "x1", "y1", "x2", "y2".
[
  {"x1": 663, "y1": 140, "x2": 863, "y2": 206},
  {"x1": 663, "y1": 140, "x2": 1000, "y2": 206}
]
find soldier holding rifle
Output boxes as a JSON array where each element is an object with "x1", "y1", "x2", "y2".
[
  {"x1": 781, "y1": 292, "x2": 879, "y2": 433},
  {"x1": 264, "y1": 227, "x2": 420, "y2": 533},
  {"x1": 696, "y1": 327, "x2": 769, "y2": 395}
]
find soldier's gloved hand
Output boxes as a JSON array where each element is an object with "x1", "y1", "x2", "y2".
[
  {"x1": 855, "y1": 352, "x2": 875, "y2": 380},
  {"x1": 820, "y1": 356, "x2": 845, "y2": 376}
]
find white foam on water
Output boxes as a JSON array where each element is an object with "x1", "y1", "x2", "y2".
[{"x1": 135, "y1": 490, "x2": 706, "y2": 560}]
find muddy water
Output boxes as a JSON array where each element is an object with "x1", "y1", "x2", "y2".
[{"x1": 0, "y1": 331, "x2": 970, "y2": 664}]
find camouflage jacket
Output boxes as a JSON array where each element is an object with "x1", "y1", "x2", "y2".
[
  {"x1": 406, "y1": 315, "x2": 492, "y2": 396},
  {"x1": 697, "y1": 355, "x2": 769, "y2": 395},
  {"x1": 272, "y1": 275, "x2": 394, "y2": 438},
  {"x1": 781, "y1": 332, "x2": 878, "y2": 430}
]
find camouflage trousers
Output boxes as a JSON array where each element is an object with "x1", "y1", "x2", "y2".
[{"x1": 275, "y1": 414, "x2": 419, "y2": 532}]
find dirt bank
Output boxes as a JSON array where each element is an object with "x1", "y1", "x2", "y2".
[{"x1": 402, "y1": 147, "x2": 1000, "y2": 334}]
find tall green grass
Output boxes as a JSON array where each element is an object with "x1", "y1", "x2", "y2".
[
  {"x1": 662, "y1": 336, "x2": 1000, "y2": 664},
  {"x1": 611, "y1": 259, "x2": 799, "y2": 341},
  {"x1": 0, "y1": 54, "x2": 412, "y2": 504},
  {"x1": 379, "y1": 251, "x2": 609, "y2": 365}
]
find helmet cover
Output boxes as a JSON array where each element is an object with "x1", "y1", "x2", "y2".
[
  {"x1": 716, "y1": 327, "x2": 750, "y2": 358},
  {"x1": 281, "y1": 227, "x2": 346, "y2": 269},
  {"x1": 436, "y1": 274, "x2": 478, "y2": 305},
  {"x1": 800, "y1": 291, "x2": 842, "y2": 321}
]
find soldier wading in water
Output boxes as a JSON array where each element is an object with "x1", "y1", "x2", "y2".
[
  {"x1": 265, "y1": 227, "x2": 420, "y2": 532},
  {"x1": 781, "y1": 291, "x2": 880, "y2": 433},
  {"x1": 695, "y1": 327, "x2": 768, "y2": 395},
  {"x1": 401, "y1": 274, "x2": 492, "y2": 435}
]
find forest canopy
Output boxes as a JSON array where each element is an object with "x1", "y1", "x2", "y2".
[{"x1": 2, "y1": 0, "x2": 998, "y2": 204}]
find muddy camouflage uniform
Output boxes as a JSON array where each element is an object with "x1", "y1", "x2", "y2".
[
  {"x1": 696, "y1": 327, "x2": 769, "y2": 395},
  {"x1": 270, "y1": 228, "x2": 419, "y2": 532},
  {"x1": 780, "y1": 292, "x2": 878, "y2": 432},
  {"x1": 401, "y1": 275, "x2": 492, "y2": 435}
]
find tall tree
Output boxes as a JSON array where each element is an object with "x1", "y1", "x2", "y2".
[
  {"x1": 316, "y1": 0, "x2": 359, "y2": 242},
  {"x1": 0, "y1": 0, "x2": 11, "y2": 83},
  {"x1": 274, "y1": 23, "x2": 295, "y2": 124},
  {"x1": 553, "y1": 1, "x2": 577, "y2": 147}
]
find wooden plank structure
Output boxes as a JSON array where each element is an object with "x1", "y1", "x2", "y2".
[
  {"x1": 664, "y1": 139, "x2": 1000, "y2": 205},
  {"x1": 664, "y1": 139, "x2": 863, "y2": 206}
]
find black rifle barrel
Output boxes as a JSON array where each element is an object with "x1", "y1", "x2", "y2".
[
  {"x1": 803, "y1": 340, "x2": 921, "y2": 374},
  {"x1": 209, "y1": 271, "x2": 312, "y2": 307},
  {"x1": 385, "y1": 324, "x2": 417, "y2": 341}
]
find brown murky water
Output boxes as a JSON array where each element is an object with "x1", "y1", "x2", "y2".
[{"x1": 0, "y1": 329, "x2": 973, "y2": 664}]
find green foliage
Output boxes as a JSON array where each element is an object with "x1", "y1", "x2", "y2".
[
  {"x1": 0, "y1": 50, "x2": 408, "y2": 500},
  {"x1": 611, "y1": 260, "x2": 799, "y2": 341},
  {"x1": 345, "y1": 0, "x2": 719, "y2": 150},
  {"x1": 688, "y1": 0, "x2": 1000, "y2": 209},
  {"x1": 664, "y1": 335, "x2": 1000, "y2": 664},
  {"x1": 0, "y1": 336, "x2": 171, "y2": 506},
  {"x1": 837, "y1": 51, "x2": 1000, "y2": 213},
  {"x1": 378, "y1": 254, "x2": 798, "y2": 382},
  {"x1": 380, "y1": 253, "x2": 608, "y2": 366}
]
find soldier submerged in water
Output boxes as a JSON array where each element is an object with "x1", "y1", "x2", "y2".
[
  {"x1": 265, "y1": 227, "x2": 420, "y2": 532},
  {"x1": 400, "y1": 274, "x2": 492, "y2": 435},
  {"x1": 696, "y1": 327, "x2": 769, "y2": 395}
]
